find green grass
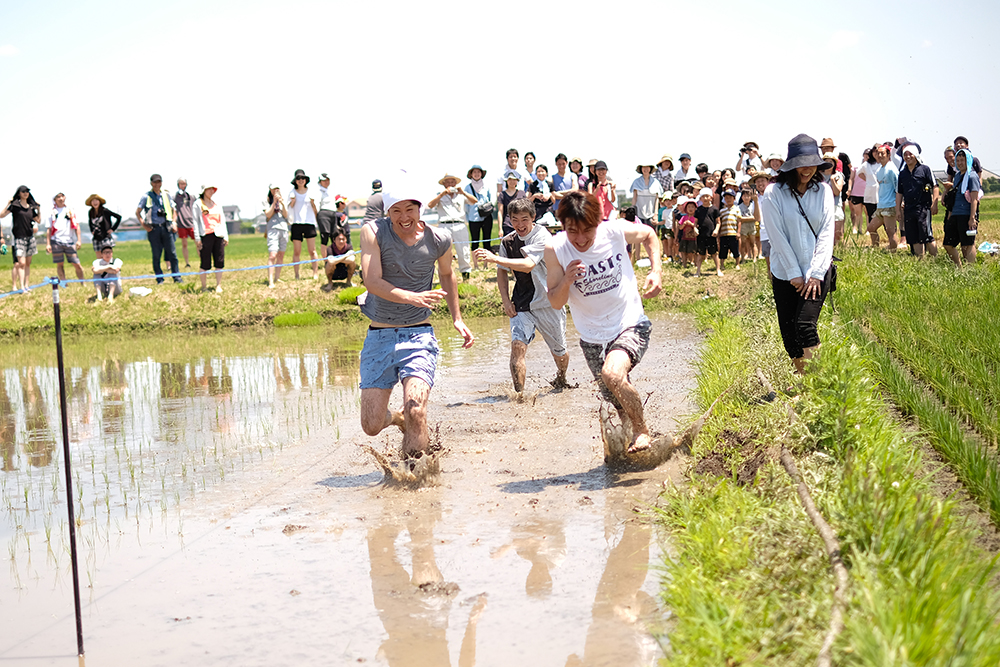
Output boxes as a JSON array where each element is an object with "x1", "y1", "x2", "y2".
[
  {"x1": 656, "y1": 276, "x2": 1000, "y2": 666},
  {"x1": 272, "y1": 311, "x2": 322, "y2": 327},
  {"x1": 836, "y1": 249, "x2": 1000, "y2": 446}
]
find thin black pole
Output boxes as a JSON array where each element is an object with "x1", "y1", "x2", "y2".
[{"x1": 51, "y1": 279, "x2": 85, "y2": 657}]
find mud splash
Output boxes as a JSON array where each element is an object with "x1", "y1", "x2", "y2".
[{"x1": 2, "y1": 313, "x2": 700, "y2": 666}]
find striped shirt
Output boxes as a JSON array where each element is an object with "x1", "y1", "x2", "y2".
[{"x1": 718, "y1": 206, "x2": 740, "y2": 237}]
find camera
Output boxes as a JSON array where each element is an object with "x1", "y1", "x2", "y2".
[{"x1": 155, "y1": 207, "x2": 165, "y2": 217}]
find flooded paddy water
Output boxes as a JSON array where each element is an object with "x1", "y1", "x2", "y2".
[{"x1": 1, "y1": 312, "x2": 700, "y2": 666}]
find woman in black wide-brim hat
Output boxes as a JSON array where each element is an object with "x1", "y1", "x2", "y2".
[{"x1": 759, "y1": 133, "x2": 835, "y2": 375}]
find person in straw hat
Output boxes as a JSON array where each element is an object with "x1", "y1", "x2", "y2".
[
  {"x1": 654, "y1": 155, "x2": 674, "y2": 192},
  {"x1": 760, "y1": 133, "x2": 834, "y2": 375},
  {"x1": 631, "y1": 161, "x2": 663, "y2": 262},
  {"x1": 427, "y1": 172, "x2": 477, "y2": 280},
  {"x1": 86, "y1": 193, "x2": 121, "y2": 255},
  {"x1": 358, "y1": 170, "x2": 475, "y2": 459}
]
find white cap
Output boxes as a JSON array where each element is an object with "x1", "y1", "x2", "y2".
[
  {"x1": 698, "y1": 187, "x2": 713, "y2": 199},
  {"x1": 381, "y1": 169, "x2": 423, "y2": 212}
]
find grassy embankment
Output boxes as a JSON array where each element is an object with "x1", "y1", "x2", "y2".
[{"x1": 655, "y1": 199, "x2": 1000, "y2": 664}]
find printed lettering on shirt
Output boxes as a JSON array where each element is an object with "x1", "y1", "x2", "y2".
[{"x1": 573, "y1": 252, "x2": 625, "y2": 297}]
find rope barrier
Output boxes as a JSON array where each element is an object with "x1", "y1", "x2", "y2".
[{"x1": 0, "y1": 229, "x2": 522, "y2": 300}]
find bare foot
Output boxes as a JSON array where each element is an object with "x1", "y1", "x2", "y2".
[
  {"x1": 549, "y1": 375, "x2": 572, "y2": 390},
  {"x1": 627, "y1": 432, "x2": 652, "y2": 454},
  {"x1": 390, "y1": 410, "x2": 406, "y2": 433}
]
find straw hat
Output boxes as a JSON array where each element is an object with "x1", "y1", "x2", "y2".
[
  {"x1": 86, "y1": 194, "x2": 106, "y2": 207},
  {"x1": 658, "y1": 154, "x2": 674, "y2": 170},
  {"x1": 587, "y1": 159, "x2": 598, "y2": 167},
  {"x1": 438, "y1": 173, "x2": 461, "y2": 186},
  {"x1": 636, "y1": 162, "x2": 657, "y2": 174}
]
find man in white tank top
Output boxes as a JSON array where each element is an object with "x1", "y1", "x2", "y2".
[{"x1": 544, "y1": 191, "x2": 662, "y2": 454}]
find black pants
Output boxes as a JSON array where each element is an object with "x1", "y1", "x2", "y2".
[
  {"x1": 470, "y1": 214, "x2": 493, "y2": 253},
  {"x1": 864, "y1": 202, "x2": 876, "y2": 224},
  {"x1": 771, "y1": 272, "x2": 829, "y2": 359},
  {"x1": 316, "y1": 210, "x2": 337, "y2": 246},
  {"x1": 199, "y1": 233, "x2": 225, "y2": 270}
]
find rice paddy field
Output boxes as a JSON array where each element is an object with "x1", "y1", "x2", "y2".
[{"x1": 2, "y1": 198, "x2": 1000, "y2": 665}]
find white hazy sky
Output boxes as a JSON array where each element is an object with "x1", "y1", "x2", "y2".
[{"x1": 0, "y1": 0, "x2": 997, "y2": 219}]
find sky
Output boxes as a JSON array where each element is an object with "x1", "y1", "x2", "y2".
[{"x1": 0, "y1": 0, "x2": 997, "y2": 221}]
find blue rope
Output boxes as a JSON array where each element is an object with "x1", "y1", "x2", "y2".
[{"x1": 0, "y1": 230, "x2": 518, "y2": 300}]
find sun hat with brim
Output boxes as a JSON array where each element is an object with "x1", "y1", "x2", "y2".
[
  {"x1": 200, "y1": 184, "x2": 218, "y2": 196},
  {"x1": 505, "y1": 171, "x2": 522, "y2": 182},
  {"x1": 636, "y1": 163, "x2": 657, "y2": 174},
  {"x1": 723, "y1": 178, "x2": 739, "y2": 187},
  {"x1": 766, "y1": 153, "x2": 784, "y2": 165},
  {"x1": 86, "y1": 194, "x2": 106, "y2": 207},
  {"x1": 291, "y1": 169, "x2": 310, "y2": 186},
  {"x1": 821, "y1": 152, "x2": 838, "y2": 162},
  {"x1": 778, "y1": 134, "x2": 832, "y2": 172},
  {"x1": 751, "y1": 172, "x2": 771, "y2": 183},
  {"x1": 658, "y1": 155, "x2": 674, "y2": 169},
  {"x1": 659, "y1": 190, "x2": 675, "y2": 201},
  {"x1": 587, "y1": 159, "x2": 598, "y2": 167},
  {"x1": 438, "y1": 173, "x2": 461, "y2": 186},
  {"x1": 743, "y1": 141, "x2": 759, "y2": 150},
  {"x1": 467, "y1": 165, "x2": 486, "y2": 179}
]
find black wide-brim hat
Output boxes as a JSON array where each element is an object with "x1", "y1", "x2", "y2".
[
  {"x1": 291, "y1": 169, "x2": 310, "y2": 186},
  {"x1": 778, "y1": 134, "x2": 833, "y2": 173}
]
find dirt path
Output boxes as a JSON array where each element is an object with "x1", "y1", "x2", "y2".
[{"x1": 4, "y1": 313, "x2": 699, "y2": 666}]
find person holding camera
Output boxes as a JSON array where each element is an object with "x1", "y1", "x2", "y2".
[
  {"x1": 135, "y1": 173, "x2": 182, "y2": 284},
  {"x1": 736, "y1": 142, "x2": 763, "y2": 183},
  {"x1": 427, "y1": 173, "x2": 476, "y2": 280}
]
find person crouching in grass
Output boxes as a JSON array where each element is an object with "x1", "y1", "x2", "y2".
[
  {"x1": 323, "y1": 230, "x2": 356, "y2": 290},
  {"x1": 474, "y1": 197, "x2": 569, "y2": 392},
  {"x1": 92, "y1": 246, "x2": 123, "y2": 303}
]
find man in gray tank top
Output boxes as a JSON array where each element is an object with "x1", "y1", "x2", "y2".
[{"x1": 358, "y1": 175, "x2": 475, "y2": 458}]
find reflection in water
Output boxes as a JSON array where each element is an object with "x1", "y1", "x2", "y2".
[
  {"x1": 368, "y1": 505, "x2": 487, "y2": 667},
  {"x1": 567, "y1": 520, "x2": 659, "y2": 667},
  {"x1": 492, "y1": 518, "x2": 567, "y2": 598},
  {"x1": 1, "y1": 330, "x2": 368, "y2": 580}
]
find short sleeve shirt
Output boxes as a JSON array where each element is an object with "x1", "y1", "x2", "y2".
[
  {"x1": 876, "y1": 163, "x2": 899, "y2": 209},
  {"x1": 897, "y1": 164, "x2": 935, "y2": 208},
  {"x1": 952, "y1": 172, "x2": 981, "y2": 216},
  {"x1": 499, "y1": 224, "x2": 553, "y2": 312}
]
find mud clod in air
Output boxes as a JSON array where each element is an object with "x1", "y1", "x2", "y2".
[{"x1": 282, "y1": 524, "x2": 307, "y2": 535}]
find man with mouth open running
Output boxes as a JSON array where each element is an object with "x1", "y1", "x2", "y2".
[
  {"x1": 544, "y1": 190, "x2": 662, "y2": 453},
  {"x1": 358, "y1": 174, "x2": 475, "y2": 457}
]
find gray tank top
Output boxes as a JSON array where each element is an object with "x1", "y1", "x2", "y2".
[{"x1": 360, "y1": 218, "x2": 453, "y2": 325}]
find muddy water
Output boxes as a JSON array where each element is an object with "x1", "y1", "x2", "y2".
[{"x1": 1, "y1": 313, "x2": 699, "y2": 666}]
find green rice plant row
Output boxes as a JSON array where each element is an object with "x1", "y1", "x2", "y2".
[{"x1": 657, "y1": 286, "x2": 1000, "y2": 665}]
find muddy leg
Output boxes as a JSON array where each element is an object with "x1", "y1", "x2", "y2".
[
  {"x1": 510, "y1": 341, "x2": 527, "y2": 393},
  {"x1": 551, "y1": 352, "x2": 569, "y2": 388},
  {"x1": 601, "y1": 350, "x2": 650, "y2": 452},
  {"x1": 401, "y1": 376, "x2": 431, "y2": 455},
  {"x1": 360, "y1": 387, "x2": 404, "y2": 436}
]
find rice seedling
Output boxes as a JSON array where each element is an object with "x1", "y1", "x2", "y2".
[{"x1": 656, "y1": 277, "x2": 1000, "y2": 665}]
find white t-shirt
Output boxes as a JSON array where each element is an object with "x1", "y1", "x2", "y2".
[
  {"x1": 433, "y1": 191, "x2": 467, "y2": 223},
  {"x1": 630, "y1": 176, "x2": 663, "y2": 220},
  {"x1": 317, "y1": 185, "x2": 336, "y2": 211},
  {"x1": 48, "y1": 207, "x2": 77, "y2": 244},
  {"x1": 551, "y1": 220, "x2": 646, "y2": 344},
  {"x1": 92, "y1": 257, "x2": 123, "y2": 274},
  {"x1": 860, "y1": 162, "x2": 879, "y2": 204},
  {"x1": 288, "y1": 187, "x2": 317, "y2": 226}
]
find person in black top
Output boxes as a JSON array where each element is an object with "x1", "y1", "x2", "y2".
[
  {"x1": 895, "y1": 145, "x2": 939, "y2": 258},
  {"x1": 86, "y1": 194, "x2": 122, "y2": 254},
  {"x1": 528, "y1": 164, "x2": 555, "y2": 224},
  {"x1": 693, "y1": 188, "x2": 721, "y2": 277},
  {"x1": 0, "y1": 186, "x2": 40, "y2": 292}
]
